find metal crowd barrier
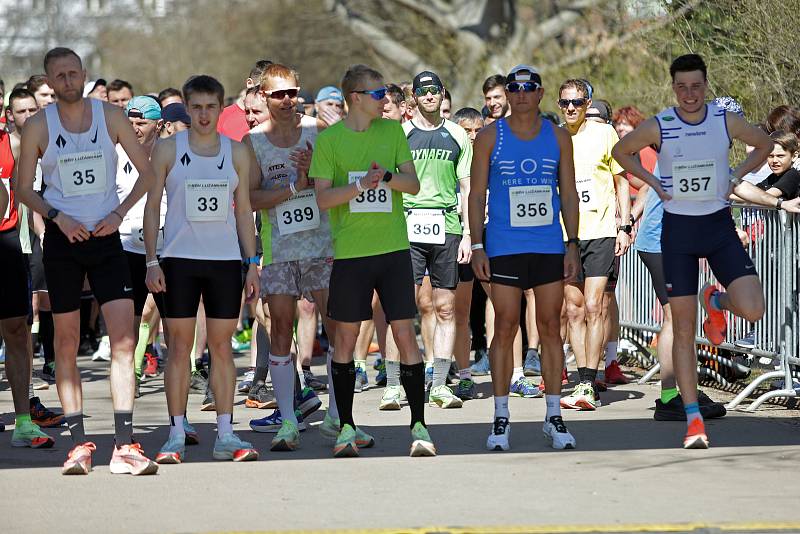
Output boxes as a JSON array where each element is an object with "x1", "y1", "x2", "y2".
[{"x1": 617, "y1": 204, "x2": 798, "y2": 411}]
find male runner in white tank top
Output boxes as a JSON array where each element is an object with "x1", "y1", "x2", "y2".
[
  {"x1": 613, "y1": 54, "x2": 800, "y2": 449},
  {"x1": 16, "y1": 47, "x2": 158, "y2": 475}
]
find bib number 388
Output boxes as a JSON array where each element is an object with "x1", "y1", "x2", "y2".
[
  {"x1": 509, "y1": 185, "x2": 552, "y2": 227},
  {"x1": 349, "y1": 171, "x2": 392, "y2": 213},
  {"x1": 185, "y1": 179, "x2": 229, "y2": 222}
]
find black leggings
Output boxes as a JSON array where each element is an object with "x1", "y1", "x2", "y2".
[{"x1": 638, "y1": 251, "x2": 669, "y2": 306}]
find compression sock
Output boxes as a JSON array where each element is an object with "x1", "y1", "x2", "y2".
[
  {"x1": 494, "y1": 395, "x2": 510, "y2": 419},
  {"x1": 432, "y1": 357, "x2": 451, "y2": 388},
  {"x1": 331, "y1": 360, "x2": 356, "y2": 428},
  {"x1": 400, "y1": 362, "x2": 426, "y2": 428},
  {"x1": 269, "y1": 353, "x2": 298, "y2": 425}
]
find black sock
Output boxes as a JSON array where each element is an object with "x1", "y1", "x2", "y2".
[
  {"x1": 577, "y1": 366, "x2": 587, "y2": 383},
  {"x1": 39, "y1": 311, "x2": 55, "y2": 367},
  {"x1": 293, "y1": 366, "x2": 302, "y2": 404},
  {"x1": 114, "y1": 411, "x2": 133, "y2": 445},
  {"x1": 302, "y1": 365, "x2": 311, "y2": 372},
  {"x1": 584, "y1": 368, "x2": 597, "y2": 385},
  {"x1": 253, "y1": 365, "x2": 268, "y2": 385},
  {"x1": 64, "y1": 412, "x2": 87, "y2": 444},
  {"x1": 401, "y1": 362, "x2": 426, "y2": 429},
  {"x1": 331, "y1": 361, "x2": 356, "y2": 428}
]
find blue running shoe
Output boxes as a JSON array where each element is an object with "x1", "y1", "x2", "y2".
[
  {"x1": 510, "y1": 376, "x2": 543, "y2": 398},
  {"x1": 373, "y1": 357, "x2": 383, "y2": 371},
  {"x1": 470, "y1": 350, "x2": 491, "y2": 376},
  {"x1": 250, "y1": 409, "x2": 307, "y2": 433},
  {"x1": 295, "y1": 386, "x2": 322, "y2": 418},
  {"x1": 524, "y1": 349, "x2": 542, "y2": 376},
  {"x1": 183, "y1": 418, "x2": 199, "y2": 445},
  {"x1": 375, "y1": 360, "x2": 387, "y2": 387},
  {"x1": 455, "y1": 378, "x2": 476, "y2": 400},
  {"x1": 354, "y1": 366, "x2": 369, "y2": 393}
]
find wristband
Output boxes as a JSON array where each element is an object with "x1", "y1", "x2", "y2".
[
  {"x1": 289, "y1": 182, "x2": 298, "y2": 195},
  {"x1": 729, "y1": 172, "x2": 743, "y2": 186},
  {"x1": 355, "y1": 179, "x2": 365, "y2": 193},
  {"x1": 470, "y1": 243, "x2": 484, "y2": 251},
  {"x1": 566, "y1": 237, "x2": 579, "y2": 246},
  {"x1": 145, "y1": 260, "x2": 160, "y2": 268},
  {"x1": 776, "y1": 198, "x2": 783, "y2": 211},
  {"x1": 243, "y1": 256, "x2": 259, "y2": 265},
  {"x1": 112, "y1": 210, "x2": 124, "y2": 221}
]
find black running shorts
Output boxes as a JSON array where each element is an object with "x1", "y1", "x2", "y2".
[
  {"x1": 125, "y1": 251, "x2": 166, "y2": 317},
  {"x1": 0, "y1": 229, "x2": 31, "y2": 320},
  {"x1": 409, "y1": 233, "x2": 460, "y2": 289},
  {"x1": 489, "y1": 253, "x2": 564, "y2": 290},
  {"x1": 161, "y1": 258, "x2": 243, "y2": 320}
]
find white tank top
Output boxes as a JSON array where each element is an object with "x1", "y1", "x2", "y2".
[
  {"x1": 115, "y1": 144, "x2": 167, "y2": 254},
  {"x1": 41, "y1": 98, "x2": 119, "y2": 230},
  {"x1": 656, "y1": 103, "x2": 731, "y2": 216},
  {"x1": 161, "y1": 130, "x2": 241, "y2": 261}
]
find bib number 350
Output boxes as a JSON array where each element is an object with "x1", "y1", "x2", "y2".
[
  {"x1": 406, "y1": 209, "x2": 445, "y2": 244},
  {"x1": 185, "y1": 179, "x2": 229, "y2": 222},
  {"x1": 509, "y1": 185, "x2": 552, "y2": 227}
]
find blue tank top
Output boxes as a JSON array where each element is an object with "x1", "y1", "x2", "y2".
[
  {"x1": 633, "y1": 163, "x2": 663, "y2": 254},
  {"x1": 486, "y1": 118, "x2": 564, "y2": 257}
]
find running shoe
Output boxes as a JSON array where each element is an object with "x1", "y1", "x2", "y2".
[
  {"x1": 62, "y1": 442, "x2": 96, "y2": 475},
  {"x1": 655, "y1": 393, "x2": 727, "y2": 421},
  {"x1": 373, "y1": 357, "x2": 383, "y2": 370},
  {"x1": 231, "y1": 336, "x2": 251, "y2": 353},
  {"x1": 379, "y1": 385, "x2": 403, "y2": 410},
  {"x1": 237, "y1": 368, "x2": 255, "y2": 393},
  {"x1": 486, "y1": 417, "x2": 511, "y2": 451},
  {"x1": 469, "y1": 350, "x2": 491, "y2": 375},
  {"x1": 560, "y1": 382, "x2": 600, "y2": 410},
  {"x1": 213, "y1": 432, "x2": 259, "y2": 461},
  {"x1": 604, "y1": 361, "x2": 629, "y2": 385},
  {"x1": 510, "y1": 376, "x2": 542, "y2": 398},
  {"x1": 455, "y1": 378, "x2": 476, "y2": 400},
  {"x1": 91, "y1": 336, "x2": 111, "y2": 362},
  {"x1": 410, "y1": 422, "x2": 436, "y2": 457},
  {"x1": 250, "y1": 409, "x2": 307, "y2": 433},
  {"x1": 246, "y1": 382, "x2": 277, "y2": 409},
  {"x1": 143, "y1": 352, "x2": 159, "y2": 378},
  {"x1": 11, "y1": 421, "x2": 55, "y2": 448},
  {"x1": 271, "y1": 419, "x2": 301, "y2": 451},
  {"x1": 429, "y1": 384, "x2": 463, "y2": 408},
  {"x1": 734, "y1": 329, "x2": 756, "y2": 349},
  {"x1": 354, "y1": 365, "x2": 369, "y2": 393},
  {"x1": 156, "y1": 434, "x2": 186, "y2": 464},
  {"x1": 319, "y1": 413, "x2": 375, "y2": 448},
  {"x1": 543, "y1": 416, "x2": 576, "y2": 449},
  {"x1": 523, "y1": 349, "x2": 542, "y2": 376},
  {"x1": 295, "y1": 386, "x2": 322, "y2": 418},
  {"x1": 303, "y1": 369, "x2": 328, "y2": 391},
  {"x1": 333, "y1": 424, "x2": 359, "y2": 458},
  {"x1": 683, "y1": 419, "x2": 710, "y2": 449},
  {"x1": 30, "y1": 397, "x2": 64, "y2": 427},
  {"x1": 41, "y1": 362, "x2": 56, "y2": 384},
  {"x1": 189, "y1": 370, "x2": 208, "y2": 395},
  {"x1": 31, "y1": 373, "x2": 49, "y2": 391},
  {"x1": 697, "y1": 391, "x2": 727, "y2": 418},
  {"x1": 375, "y1": 360, "x2": 387, "y2": 387},
  {"x1": 447, "y1": 362, "x2": 460, "y2": 385},
  {"x1": 424, "y1": 365, "x2": 434, "y2": 391},
  {"x1": 700, "y1": 283, "x2": 727, "y2": 346},
  {"x1": 184, "y1": 419, "x2": 199, "y2": 445},
  {"x1": 201, "y1": 387, "x2": 216, "y2": 412},
  {"x1": 110, "y1": 442, "x2": 159, "y2": 475}
]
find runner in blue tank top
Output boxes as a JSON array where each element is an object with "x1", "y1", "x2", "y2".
[
  {"x1": 468, "y1": 65, "x2": 580, "y2": 452},
  {"x1": 613, "y1": 54, "x2": 800, "y2": 450}
]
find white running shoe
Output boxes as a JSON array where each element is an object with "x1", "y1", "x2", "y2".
[
  {"x1": 486, "y1": 417, "x2": 511, "y2": 451},
  {"x1": 92, "y1": 336, "x2": 111, "y2": 362},
  {"x1": 379, "y1": 385, "x2": 402, "y2": 410},
  {"x1": 543, "y1": 415, "x2": 576, "y2": 449}
]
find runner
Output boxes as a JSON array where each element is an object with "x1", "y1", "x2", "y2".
[
  {"x1": 243, "y1": 86, "x2": 269, "y2": 130},
  {"x1": 310, "y1": 64, "x2": 436, "y2": 457},
  {"x1": 26, "y1": 75, "x2": 56, "y2": 107},
  {"x1": 84, "y1": 79, "x2": 107, "y2": 101},
  {"x1": 157, "y1": 87, "x2": 183, "y2": 107},
  {"x1": 160, "y1": 102, "x2": 191, "y2": 138},
  {"x1": 482, "y1": 75, "x2": 509, "y2": 124},
  {"x1": 218, "y1": 59, "x2": 272, "y2": 142},
  {"x1": 106, "y1": 79, "x2": 134, "y2": 109},
  {"x1": 612, "y1": 53, "x2": 800, "y2": 448},
  {"x1": 557, "y1": 78, "x2": 631, "y2": 411},
  {"x1": 16, "y1": 47, "x2": 158, "y2": 475},
  {"x1": 469, "y1": 65, "x2": 579, "y2": 451},
  {"x1": 383, "y1": 84, "x2": 407, "y2": 122},
  {"x1": 145, "y1": 74, "x2": 260, "y2": 464},
  {"x1": 401, "y1": 70, "x2": 472, "y2": 409}
]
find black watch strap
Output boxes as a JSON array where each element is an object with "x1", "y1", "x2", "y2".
[
  {"x1": 382, "y1": 170, "x2": 393, "y2": 182},
  {"x1": 566, "y1": 237, "x2": 579, "y2": 246},
  {"x1": 47, "y1": 208, "x2": 60, "y2": 220}
]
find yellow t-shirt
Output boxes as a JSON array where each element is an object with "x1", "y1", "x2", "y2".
[{"x1": 570, "y1": 121, "x2": 624, "y2": 240}]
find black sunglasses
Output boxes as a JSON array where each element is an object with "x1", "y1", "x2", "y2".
[
  {"x1": 506, "y1": 81, "x2": 541, "y2": 93},
  {"x1": 558, "y1": 98, "x2": 587, "y2": 108},
  {"x1": 263, "y1": 88, "x2": 299, "y2": 100}
]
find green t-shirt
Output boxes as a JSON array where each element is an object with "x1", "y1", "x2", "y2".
[
  {"x1": 309, "y1": 118, "x2": 413, "y2": 259},
  {"x1": 402, "y1": 119, "x2": 472, "y2": 235}
]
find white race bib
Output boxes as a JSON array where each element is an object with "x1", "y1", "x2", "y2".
[
  {"x1": 277, "y1": 189, "x2": 321, "y2": 236},
  {"x1": 185, "y1": 179, "x2": 229, "y2": 222},
  {"x1": 58, "y1": 150, "x2": 107, "y2": 198},
  {"x1": 131, "y1": 221, "x2": 165, "y2": 250},
  {"x1": 2, "y1": 179, "x2": 9, "y2": 219},
  {"x1": 575, "y1": 165, "x2": 596, "y2": 212},
  {"x1": 509, "y1": 185, "x2": 552, "y2": 227},
  {"x1": 672, "y1": 159, "x2": 717, "y2": 201},
  {"x1": 406, "y1": 209, "x2": 446, "y2": 244},
  {"x1": 349, "y1": 172, "x2": 392, "y2": 213}
]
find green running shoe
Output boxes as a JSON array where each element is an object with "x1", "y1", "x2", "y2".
[
  {"x1": 11, "y1": 421, "x2": 54, "y2": 449},
  {"x1": 410, "y1": 422, "x2": 436, "y2": 457},
  {"x1": 333, "y1": 424, "x2": 359, "y2": 458},
  {"x1": 271, "y1": 419, "x2": 300, "y2": 452}
]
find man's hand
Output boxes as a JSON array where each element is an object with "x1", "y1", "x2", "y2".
[
  {"x1": 779, "y1": 197, "x2": 800, "y2": 213},
  {"x1": 244, "y1": 264, "x2": 260, "y2": 303},
  {"x1": 55, "y1": 213, "x2": 91, "y2": 243},
  {"x1": 363, "y1": 162, "x2": 382, "y2": 189},
  {"x1": 92, "y1": 210, "x2": 123, "y2": 237},
  {"x1": 615, "y1": 230, "x2": 631, "y2": 256},
  {"x1": 736, "y1": 227, "x2": 750, "y2": 249},
  {"x1": 470, "y1": 248, "x2": 490, "y2": 281},
  {"x1": 318, "y1": 106, "x2": 342, "y2": 126},
  {"x1": 289, "y1": 141, "x2": 313, "y2": 176},
  {"x1": 653, "y1": 183, "x2": 672, "y2": 202},
  {"x1": 457, "y1": 234, "x2": 472, "y2": 264},
  {"x1": 563, "y1": 245, "x2": 579, "y2": 283},
  {"x1": 145, "y1": 264, "x2": 166, "y2": 293}
]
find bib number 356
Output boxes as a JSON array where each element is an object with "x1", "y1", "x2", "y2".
[{"x1": 509, "y1": 185, "x2": 552, "y2": 227}]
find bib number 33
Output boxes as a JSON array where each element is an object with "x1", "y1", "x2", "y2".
[{"x1": 185, "y1": 179, "x2": 229, "y2": 222}]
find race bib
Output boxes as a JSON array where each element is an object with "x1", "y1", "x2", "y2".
[
  {"x1": 509, "y1": 185, "x2": 552, "y2": 227},
  {"x1": 349, "y1": 171, "x2": 392, "y2": 213},
  {"x1": 2, "y1": 179, "x2": 9, "y2": 219},
  {"x1": 277, "y1": 189, "x2": 320, "y2": 236},
  {"x1": 672, "y1": 159, "x2": 717, "y2": 201},
  {"x1": 407, "y1": 209, "x2": 445, "y2": 244},
  {"x1": 185, "y1": 179, "x2": 229, "y2": 222},
  {"x1": 575, "y1": 164, "x2": 596, "y2": 212},
  {"x1": 131, "y1": 221, "x2": 165, "y2": 250},
  {"x1": 58, "y1": 150, "x2": 107, "y2": 197}
]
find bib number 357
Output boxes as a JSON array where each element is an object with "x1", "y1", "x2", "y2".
[
  {"x1": 672, "y1": 159, "x2": 717, "y2": 201},
  {"x1": 509, "y1": 185, "x2": 552, "y2": 227}
]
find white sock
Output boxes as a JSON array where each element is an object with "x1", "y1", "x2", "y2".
[
  {"x1": 494, "y1": 395, "x2": 510, "y2": 419},
  {"x1": 545, "y1": 395, "x2": 561, "y2": 419},
  {"x1": 326, "y1": 348, "x2": 339, "y2": 420},
  {"x1": 605, "y1": 341, "x2": 618, "y2": 366},
  {"x1": 216, "y1": 413, "x2": 233, "y2": 437},
  {"x1": 269, "y1": 353, "x2": 298, "y2": 425},
  {"x1": 563, "y1": 344, "x2": 570, "y2": 356},
  {"x1": 28, "y1": 382, "x2": 34, "y2": 400},
  {"x1": 298, "y1": 365, "x2": 308, "y2": 388},
  {"x1": 458, "y1": 368, "x2": 472, "y2": 380},
  {"x1": 511, "y1": 367, "x2": 524, "y2": 384},
  {"x1": 169, "y1": 415, "x2": 185, "y2": 439}
]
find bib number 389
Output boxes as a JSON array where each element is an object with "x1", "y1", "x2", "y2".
[
  {"x1": 349, "y1": 171, "x2": 392, "y2": 213},
  {"x1": 185, "y1": 179, "x2": 229, "y2": 222},
  {"x1": 277, "y1": 189, "x2": 320, "y2": 235},
  {"x1": 509, "y1": 185, "x2": 552, "y2": 227}
]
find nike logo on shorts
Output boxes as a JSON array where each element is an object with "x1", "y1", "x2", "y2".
[
  {"x1": 123, "y1": 286, "x2": 133, "y2": 292},
  {"x1": 493, "y1": 273, "x2": 519, "y2": 280}
]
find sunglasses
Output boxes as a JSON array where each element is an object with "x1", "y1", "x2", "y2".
[
  {"x1": 558, "y1": 98, "x2": 587, "y2": 108},
  {"x1": 351, "y1": 87, "x2": 387, "y2": 100},
  {"x1": 414, "y1": 85, "x2": 442, "y2": 97},
  {"x1": 263, "y1": 87, "x2": 299, "y2": 100},
  {"x1": 506, "y1": 81, "x2": 541, "y2": 93}
]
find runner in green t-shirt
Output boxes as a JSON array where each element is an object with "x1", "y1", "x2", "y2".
[{"x1": 310, "y1": 64, "x2": 436, "y2": 458}]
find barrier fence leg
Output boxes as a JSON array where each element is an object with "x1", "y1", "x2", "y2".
[{"x1": 638, "y1": 362, "x2": 661, "y2": 385}]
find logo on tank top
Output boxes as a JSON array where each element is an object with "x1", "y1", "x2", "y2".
[
  {"x1": 56, "y1": 135, "x2": 66, "y2": 149},
  {"x1": 123, "y1": 161, "x2": 133, "y2": 174},
  {"x1": 663, "y1": 116, "x2": 675, "y2": 121},
  {"x1": 180, "y1": 153, "x2": 191, "y2": 166},
  {"x1": 90, "y1": 128, "x2": 98, "y2": 144},
  {"x1": 217, "y1": 156, "x2": 224, "y2": 170}
]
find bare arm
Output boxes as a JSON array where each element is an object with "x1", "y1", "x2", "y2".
[
  {"x1": 381, "y1": 160, "x2": 419, "y2": 195},
  {"x1": 457, "y1": 174, "x2": 472, "y2": 263},
  {"x1": 15, "y1": 114, "x2": 53, "y2": 220},
  {"x1": 611, "y1": 118, "x2": 669, "y2": 200},
  {"x1": 555, "y1": 127, "x2": 579, "y2": 241},
  {"x1": 314, "y1": 170, "x2": 379, "y2": 210},
  {"x1": 467, "y1": 126, "x2": 493, "y2": 245},
  {"x1": 143, "y1": 139, "x2": 171, "y2": 263},
  {"x1": 0, "y1": 177, "x2": 7, "y2": 218},
  {"x1": 232, "y1": 142, "x2": 260, "y2": 303},
  {"x1": 631, "y1": 184, "x2": 650, "y2": 222}
]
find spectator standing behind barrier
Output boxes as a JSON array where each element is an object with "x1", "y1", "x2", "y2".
[{"x1": 755, "y1": 131, "x2": 800, "y2": 199}]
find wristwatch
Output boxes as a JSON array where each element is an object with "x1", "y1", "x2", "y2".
[
  {"x1": 618, "y1": 225, "x2": 633, "y2": 235},
  {"x1": 243, "y1": 256, "x2": 259, "y2": 266},
  {"x1": 776, "y1": 198, "x2": 783, "y2": 210},
  {"x1": 382, "y1": 170, "x2": 393, "y2": 182},
  {"x1": 47, "y1": 208, "x2": 60, "y2": 220},
  {"x1": 566, "y1": 237, "x2": 579, "y2": 246}
]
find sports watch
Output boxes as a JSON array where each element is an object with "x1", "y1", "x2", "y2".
[
  {"x1": 382, "y1": 170, "x2": 393, "y2": 182},
  {"x1": 47, "y1": 208, "x2": 60, "y2": 220}
]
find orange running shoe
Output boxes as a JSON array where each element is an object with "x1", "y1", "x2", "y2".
[
  {"x1": 700, "y1": 284, "x2": 727, "y2": 346},
  {"x1": 62, "y1": 442, "x2": 97, "y2": 475},
  {"x1": 683, "y1": 418, "x2": 709, "y2": 449},
  {"x1": 605, "y1": 361, "x2": 630, "y2": 385},
  {"x1": 110, "y1": 442, "x2": 159, "y2": 475}
]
